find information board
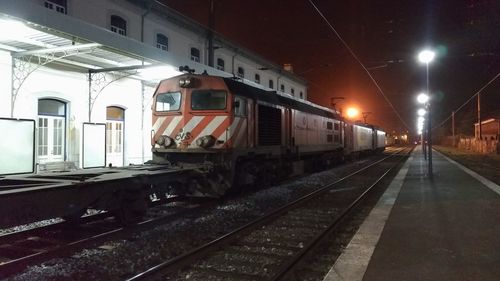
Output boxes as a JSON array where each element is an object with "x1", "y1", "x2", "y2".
[
  {"x1": 0, "y1": 118, "x2": 35, "y2": 175},
  {"x1": 82, "y1": 123, "x2": 106, "y2": 168}
]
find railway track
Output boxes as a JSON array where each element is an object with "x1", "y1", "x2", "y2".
[
  {"x1": 127, "y1": 147, "x2": 412, "y2": 281},
  {"x1": 0, "y1": 197, "x2": 215, "y2": 279}
]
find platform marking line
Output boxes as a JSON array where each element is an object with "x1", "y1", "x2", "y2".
[
  {"x1": 435, "y1": 150, "x2": 500, "y2": 196},
  {"x1": 322, "y1": 156, "x2": 412, "y2": 281}
]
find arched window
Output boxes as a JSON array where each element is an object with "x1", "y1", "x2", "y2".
[
  {"x1": 106, "y1": 106, "x2": 125, "y2": 167},
  {"x1": 269, "y1": 79, "x2": 274, "y2": 89},
  {"x1": 190, "y1": 47, "x2": 200, "y2": 62},
  {"x1": 156, "y1": 33, "x2": 168, "y2": 51},
  {"x1": 110, "y1": 15, "x2": 126, "y2": 36},
  {"x1": 38, "y1": 99, "x2": 66, "y2": 163},
  {"x1": 237, "y1": 67, "x2": 245, "y2": 78},
  {"x1": 216, "y1": 58, "x2": 225, "y2": 71},
  {"x1": 254, "y1": 74, "x2": 260, "y2": 84},
  {"x1": 280, "y1": 84, "x2": 285, "y2": 92},
  {"x1": 300, "y1": 91, "x2": 303, "y2": 99},
  {"x1": 291, "y1": 88, "x2": 295, "y2": 96}
]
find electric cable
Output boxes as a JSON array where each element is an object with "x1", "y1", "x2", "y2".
[{"x1": 308, "y1": 0, "x2": 411, "y2": 130}]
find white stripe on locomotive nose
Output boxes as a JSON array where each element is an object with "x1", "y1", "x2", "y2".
[
  {"x1": 189, "y1": 116, "x2": 227, "y2": 148},
  {"x1": 217, "y1": 116, "x2": 240, "y2": 141},
  {"x1": 152, "y1": 116, "x2": 166, "y2": 133},
  {"x1": 182, "y1": 116, "x2": 204, "y2": 133},
  {"x1": 162, "y1": 116, "x2": 182, "y2": 136},
  {"x1": 198, "y1": 116, "x2": 227, "y2": 137}
]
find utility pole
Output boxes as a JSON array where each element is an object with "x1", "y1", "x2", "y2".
[{"x1": 207, "y1": 0, "x2": 215, "y2": 67}]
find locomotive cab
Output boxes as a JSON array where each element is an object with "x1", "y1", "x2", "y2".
[{"x1": 151, "y1": 74, "x2": 247, "y2": 165}]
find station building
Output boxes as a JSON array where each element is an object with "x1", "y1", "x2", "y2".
[{"x1": 0, "y1": 0, "x2": 308, "y2": 173}]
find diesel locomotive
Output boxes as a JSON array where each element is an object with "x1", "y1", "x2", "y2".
[{"x1": 150, "y1": 72, "x2": 385, "y2": 196}]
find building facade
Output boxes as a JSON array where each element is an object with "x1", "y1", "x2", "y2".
[{"x1": 0, "y1": 0, "x2": 308, "y2": 173}]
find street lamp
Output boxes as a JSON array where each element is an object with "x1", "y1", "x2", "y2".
[
  {"x1": 417, "y1": 108, "x2": 426, "y2": 116},
  {"x1": 418, "y1": 50, "x2": 435, "y2": 65},
  {"x1": 417, "y1": 93, "x2": 429, "y2": 104},
  {"x1": 418, "y1": 50, "x2": 434, "y2": 178},
  {"x1": 346, "y1": 107, "x2": 360, "y2": 119}
]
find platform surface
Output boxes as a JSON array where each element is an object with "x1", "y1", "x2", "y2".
[{"x1": 324, "y1": 146, "x2": 500, "y2": 281}]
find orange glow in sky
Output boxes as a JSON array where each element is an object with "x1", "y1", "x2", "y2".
[{"x1": 346, "y1": 107, "x2": 360, "y2": 119}]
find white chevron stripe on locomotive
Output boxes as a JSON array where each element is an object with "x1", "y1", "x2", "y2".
[
  {"x1": 152, "y1": 116, "x2": 166, "y2": 134},
  {"x1": 189, "y1": 116, "x2": 227, "y2": 147},
  {"x1": 198, "y1": 116, "x2": 227, "y2": 137},
  {"x1": 217, "y1": 117, "x2": 241, "y2": 142},
  {"x1": 161, "y1": 116, "x2": 183, "y2": 136},
  {"x1": 181, "y1": 116, "x2": 204, "y2": 134}
]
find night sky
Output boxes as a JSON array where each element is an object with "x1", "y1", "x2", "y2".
[{"x1": 163, "y1": 0, "x2": 500, "y2": 137}]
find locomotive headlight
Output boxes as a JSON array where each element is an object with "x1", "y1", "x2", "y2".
[
  {"x1": 157, "y1": 135, "x2": 174, "y2": 148},
  {"x1": 179, "y1": 77, "x2": 192, "y2": 88},
  {"x1": 196, "y1": 135, "x2": 216, "y2": 148}
]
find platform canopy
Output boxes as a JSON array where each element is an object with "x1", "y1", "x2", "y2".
[{"x1": 0, "y1": 0, "x2": 237, "y2": 88}]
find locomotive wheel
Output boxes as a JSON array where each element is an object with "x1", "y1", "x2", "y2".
[{"x1": 115, "y1": 189, "x2": 148, "y2": 225}]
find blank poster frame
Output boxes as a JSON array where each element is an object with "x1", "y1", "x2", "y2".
[
  {"x1": 0, "y1": 117, "x2": 36, "y2": 175},
  {"x1": 82, "y1": 122, "x2": 106, "y2": 169}
]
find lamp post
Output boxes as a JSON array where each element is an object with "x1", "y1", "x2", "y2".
[
  {"x1": 417, "y1": 107, "x2": 426, "y2": 158},
  {"x1": 418, "y1": 49, "x2": 435, "y2": 177}
]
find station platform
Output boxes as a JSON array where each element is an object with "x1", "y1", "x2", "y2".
[{"x1": 324, "y1": 146, "x2": 500, "y2": 281}]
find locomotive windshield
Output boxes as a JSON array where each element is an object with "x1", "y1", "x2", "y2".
[
  {"x1": 156, "y1": 91, "x2": 181, "y2": 112},
  {"x1": 191, "y1": 90, "x2": 227, "y2": 110}
]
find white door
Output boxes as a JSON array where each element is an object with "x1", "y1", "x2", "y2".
[
  {"x1": 106, "y1": 120, "x2": 124, "y2": 167},
  {"x1": 38, "y1": 116, "x2": 65, "y2": 163}
]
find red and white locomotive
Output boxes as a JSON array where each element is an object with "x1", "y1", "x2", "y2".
[{"x1": 151, "y1": 72, "x2": 385, "y2": 195}]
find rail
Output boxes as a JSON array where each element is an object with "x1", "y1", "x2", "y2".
[{"x1": 126, "y1": 147, "x2": 412, "y2": 280}]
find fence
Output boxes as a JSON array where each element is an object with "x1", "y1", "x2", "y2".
[{"x1": 457, "y1": 137, "x2": 499, "y2": 154}]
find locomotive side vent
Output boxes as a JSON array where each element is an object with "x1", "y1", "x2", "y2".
[{"x1": 258, "y1": 104, "x2": 282, "y2": 146}]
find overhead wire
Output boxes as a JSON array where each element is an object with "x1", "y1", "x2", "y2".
[
  {"x1": 307, "y1": 0, "x2": 411, "y2": 131},
  {"x1": 432, "y1": 72, "x2": 500, "y2": 130}
]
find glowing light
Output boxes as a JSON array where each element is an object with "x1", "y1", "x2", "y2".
[
  {"x1": 417, "y1": 93, "x2": 429, "y2": 104},
  {"x1": 418, "y1": 49, "x2": 435, "y2": 64},
  {"x1": 417, "y1": 116, "x2": 425, "y2": 133},
  {"x1": 346, "y1": 107, "x2": 359, "y2": 119},
  {"x1": 138, "y1": 65, "x2": 182, "y2": 81},
  {"x1": 417, "y1": 108, "x2": 426, "y2": 116},
  {"x1": 0, "y1": 19, "x2": 35, "y2": 41}
]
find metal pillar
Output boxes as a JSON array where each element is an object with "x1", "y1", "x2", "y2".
[
  {"x1": 478, "y1": 92, "x2": 482, "y2": 140},
  {"x1": 87, "y1": 68, "x2": 138, "y2": 122},
  {"x1": 207, "y1": 0, "x2": 215, "y2": 67},
  {"x1": 425, "y1": 63, "x2": 432, "y2": 178},
  {"x1": 427, "y1": 103, "x2": 433, "y2": 177}
]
